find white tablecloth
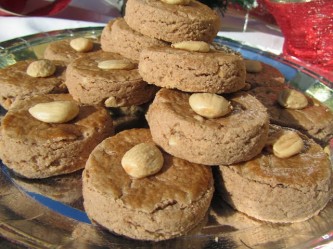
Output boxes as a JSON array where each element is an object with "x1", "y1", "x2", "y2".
[{"x1": 0, "y1": 17, "x2": 105, "y2": 42}]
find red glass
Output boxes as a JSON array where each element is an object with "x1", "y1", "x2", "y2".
[
  {"x1": 0, "y1": 0, "x2": 71, "y2": 16},
  {"x1": 263, "y1": 0, "x2": 333, "y2": 73}
]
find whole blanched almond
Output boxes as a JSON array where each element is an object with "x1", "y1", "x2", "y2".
[
  {"x1": 70, "y1": 37, "x2": 94, "y2": 52},
  {"x1": 324, "y1": 145, "x2": 330, "y2": 156},
  {"x1": 104, "y1": 96, "x2": 117, "y2": 107},
  {"x1": 278, "y1": 89, "x2": 308, "y2": 109},
  {"x1": 245, "y1": 59, "x2": 263, "y2": 73},
  {"x1": 98, "y1": 59, "x2": 136, "y2": 70},
  {"x1": 273, "y1": 131, "x2": 304, "y2": 158},
  {"x1": 168, "y1": 135, "x2": 178, "y2": 146},
  {"x1": 161, "y1": 0, "x2": 191, "y2": 5},
  {"x1": 104, "y1": 96, "x2": 126, "y2": 107},
  {"x1": 171, "y1": 41, "x2": 210, "y2": 52},
  {"x1": 121, "y1": 143, "x2": 164, "y2": 179},
  {"x1": 189, "y1": 93, "x2": 232, "y2": 118},
  {"x1": 29, "y1": 101, "x2": 80, "y2": 123},
  {"x1": 26, "y1": 59, "x2": 56, "y2": 78}
]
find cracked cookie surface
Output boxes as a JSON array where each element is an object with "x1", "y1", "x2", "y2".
[
  {"x1": 101, "y1": 18, "x2": 168, "y2": 61},
  {"x1": 44, "y1": 39, "x2": 101, "y2": 64},
  {"x1": 245, "y1": 62, "x2": 285, "y2": 88},
  {"x1": 146, "y1": 88, "x2": 269, "y2": 165},
  {"x1": 65, "y1": 51, "x2": 158, "y2": 107},
  {"x1": 124, "y1": 0, "x2": 221, "y2": 43},
  {"x1": 82, "y1": 128, "x2": 214, "y2": 241},
  {"x1": 248, "y1": 86, "x2": 333, "y2": 145},
  {"x1": 139, "y1": 46, "x2": 246, "y2": 93},
  {"x1": 215, "y1": 125, "x2": 333, "y2": 223},
  {"x1": 0, "y1": 94, "x2": 113, "y2": 179},
  {"x1": 0, "y1": 59, "x2": 67, "y2": 110}
]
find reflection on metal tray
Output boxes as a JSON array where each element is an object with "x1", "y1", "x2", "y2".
[{"x1": 1, "y1": 27, "x2": 333, "y2": 249}]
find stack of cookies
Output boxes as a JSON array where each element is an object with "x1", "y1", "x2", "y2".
[
  {"x1": 0, "y1": 0, "x2": 332, "y2": 243},
  {"x1": 82, "y1": 0, "x2": 333, "y2": 240},
  {"x1": 83, "y1": 0, "x2": 223, "y2": 241}
]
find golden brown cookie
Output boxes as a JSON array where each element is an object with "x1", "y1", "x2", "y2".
[
  {"x1": 124, "y1": 0, "x2": 221, "y2": 43},
  {"x1": 0, "y1": 59, "x2": 67, "y2": 110},
  {"x1": 139, "y1": 45, "x2": 246, "y2": 93},
  {"x1": 0, "y1": 94, "x2": 113, "y2": 179},
  {"x1": 245, "y1": 60, "x2": 285, "y2": 88},
  {"x1": 101, "y1": 18, "x2": 168, "y2": 61},
  {"x1": 43, "y1": 38, "x2": 101, "y2": 64},
  {"x1": 248, "y1": 86, "x2": 333, "y2": 145},
  {"x1": 82, "y1": 128, "x2": 214, "y2": 241},
  {"x1": 146, "y1": 89, "x2": 269, "y2": 165},
  {"x1": 65, "y1": 51, "x2": 158, "y2": 107},
  {"x1": 215, "y1": 125, "x2": 333, "y2": 223}
]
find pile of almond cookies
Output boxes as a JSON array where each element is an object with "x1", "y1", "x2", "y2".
[{"x1": 0, "y1": 0, "x2": 333, "y2": 243}]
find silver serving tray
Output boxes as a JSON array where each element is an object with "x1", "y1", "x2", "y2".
[{"x1": 1, "y1": 27, "x2": 333, "y2": 249}]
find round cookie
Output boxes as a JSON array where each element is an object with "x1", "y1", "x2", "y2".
[
  {"x1": 124, "y1": 0, "x2": 221, "y2": 43},
  {"x1": 82, "y1": 128, "x2": 214, "y2": 241},
  {"x1": 245, "y1": 60, "x2": 285, "y2": 88},
  {"x1": 139, "y1": 46, "x2": 246, "y2": 93},
  {"x1": 248, "y1": 86, "x2": 333, "y2": 145},
  {"x1": 101, "y1": 18, "x2": 168, "y2": 61},
  {"x1": 65, "y1": 51, "x2": 158, "y2": 107},
  {"x1": 0, "y1": 59, "x2": 67, "y2": 110},
  {"x1": 146, "y1": 88, "x2": 269, "y2": 165},
  {"x1": 215, "y1": 125, "x2": 333, "y2": 223},
  {"x1": 0, "y1": 94, "x2": 114, "y2": 179},
  {"x1": 44, "y1": 38, "x2": 101, "y2": 64}
]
